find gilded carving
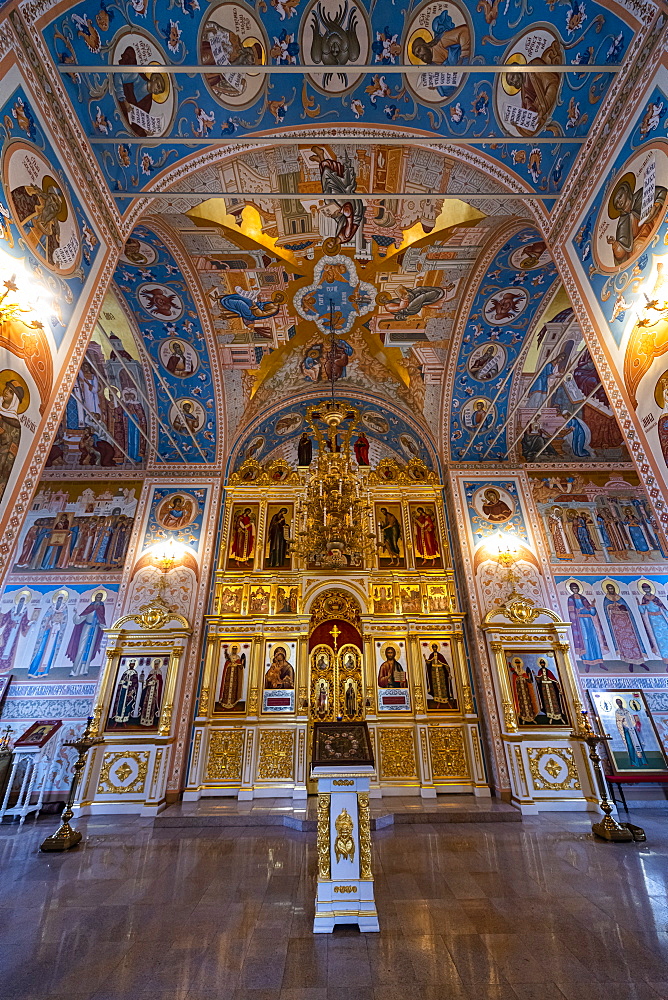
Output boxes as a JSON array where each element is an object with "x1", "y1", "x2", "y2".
[
  {"x1": 528, "y1": 748, "x2": 581, "y2": 792},
  {"x1": 462, "y1": 683, "x2": 474, "y2": 714},
  {"x1": 158, "y1": 704, "x2": 173, "y2": 737},
  {"x1": 257, "y1": 730, "x2": 294, "y2": 780},
  {"x1": 334, "y1": 808, "x2": 355, "y2": 863},
  {"x1": 378, "y1": 728, "x2": 417, "y2": 779},
  {"x1": 309, "y1": 590, "x2": 362, "y2": 631},
  {"x1": 358, "y1": 791, "x2": 372, "y2": 880},
  {"x1": 513, "y1": 745, "x2": 528, "y2": 795},
  {"x1": 428, "y1": 727, "x2": 469, "y2": 779},
  {"x1": 317, "y1": 792, "x2": 331, "y2": 880},
  {"x1": 205, "y1": 729, "x2": 244, "y2": 782},
  {"x1": 248, "y1": 687, "x2": 259, "y2": 715},
  {"x1": 502, "y1": 699, "x2": 518, "y2": 733},
  {"x1": 190, "y1": 730, "x2": 202, "y2": 779},
  {"x1": 413, "y1": 684, "x2": 425, "y2": 714},
  {"x1": 97, "y1": 751, "x2": 149, "y2": 795},
  {"x1": 199, "y1": 686, "x2": 210, "y2": 716},
  {"x1": 150, "y1": 749, "x2": 164, "y2": 798}
]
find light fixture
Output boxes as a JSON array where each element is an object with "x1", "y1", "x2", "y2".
[
  {"x1": 0, "y1": 257, "x2": 53, "y2": 330},
  {"x1": 488, "y1": 530, "x2": 522, "y2": 603},
  {"x1": 292, "y1": 401, "x2": 376, "y2": 569},
  {"x1": 150, "y1": 539, "x2": 184, "y2": 605}
]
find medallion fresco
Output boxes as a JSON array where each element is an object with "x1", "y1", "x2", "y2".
[
  {"x1": 143, "y1": 485, "x2": 208, "y2": 552},
  {"x1": 43, "y1": 0, "x2": 633, "y2": 196},
  {"x1": 450, "y1": 227, "x2": 559, "y2": 460},
  {"x1": 113, "y1": 225, "x2": 218, "y2": 462}
]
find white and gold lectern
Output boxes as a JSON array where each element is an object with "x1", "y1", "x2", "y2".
[{"x1": 311, "y1": 721, "x2": 379, "y2": 933}]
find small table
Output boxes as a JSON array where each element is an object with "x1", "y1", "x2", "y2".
[{"x1": 605, "y1": 772, "x2": 668, "y2": 812}]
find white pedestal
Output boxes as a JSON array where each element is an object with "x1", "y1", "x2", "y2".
[{"x1": 312, "y1": 766, "x2": 379, "y2": 934}]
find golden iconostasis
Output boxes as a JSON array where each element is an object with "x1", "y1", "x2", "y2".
[{"x1": 187, "y1": 458, "x2": 489, "y2": 799}]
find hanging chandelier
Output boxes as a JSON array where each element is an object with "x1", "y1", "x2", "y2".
[{"x1": 292, "y1": 400, "x2": 376, "y2": 569}]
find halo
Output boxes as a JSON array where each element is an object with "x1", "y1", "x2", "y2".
[
  {"x1": 41, "y1": 175, "x2": 69, "y2": 222},
  {"x1": 654, "y1": 369, "x2": 668, "y2": 409},
  {"x1": 407, "y1": 27, "x2": 433, "y2": 65},
  {"x1": 243, "y1": 35, "x2": 266, "y2": 65},
  {"x1": 51, "y1": 588, "x2": 69, "y2": 604},
  {"x1": 502, "y1": 52, "x2": 526, "y2": 95},
  {"x1": 563, "y1": 577, "x2": 587, "y2": 593},
  {"x1": 14, "y1": 588, "x2": 32, "y2": 604},
  {"x1": 90, "y1": 588, "x2": 108, "y2": 602},
  {"x1": 0, "y1": 370, "x2": 30, "y2": 414},
  {"x1": 601, "y1": 578, "x2": 620, "y2": 595},
  {"x1": 145, "y1": 62, "x2": 170, "y2": 103},
  {"x1": 613, "y1": 694, "x2": 627, "y2": 708},
  {"x1": 607, "y1": 172, "x2": 636, "y2": 220},
  {"x1": 636, "y1": 577, "x2": 656, "y2": 595}
]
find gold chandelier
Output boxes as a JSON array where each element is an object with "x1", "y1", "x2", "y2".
[{"x1": 293, "y1": 401, "x2": 376, "y2": 569}]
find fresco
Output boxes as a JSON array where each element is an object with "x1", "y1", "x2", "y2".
[
  {"x1": 230, "y1": 394, "x2": 437, "y2": 472},
  {"x1": 530, "y1": 471, "x2": 666, "y2": 565},
  {"x1": 0, "y1": 85, "x2": 100, "y2": 348},
  {"x1": 143, "y1": 485, "x2": 208, "y2": 552},
  {"x1": 46, "y1": 291, "x2": 150, "y2": 470},
  {"x1": 43, "y1": 0, "x2": 635, "y2": 197},
  {"x1": 10, "y1": 481, "x2": 139, "y2": 575},
  {"x1": 114, "y1": 225, "x2": 217, "y2": 462},
  {"x1": 450, "y1": 227, "x2": 559, "y2": 460},
  {"x1": 463, "y1": 479, "x2": 529, "y2": 546},
  {"x1": 555, "y1": 573, "x2": 668, "y2": 675},
  {"x1": 510, "y1": 305, "x2": 629, "y2": 463}
]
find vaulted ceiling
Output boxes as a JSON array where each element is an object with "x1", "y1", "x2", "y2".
[{"x1": 39, "y1": 0, "x2": 645, "y2": 466}]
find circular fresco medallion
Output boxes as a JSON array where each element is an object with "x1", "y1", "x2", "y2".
[
  {"x1": 169, "y1": 398, "x2": 206, "y2": 436},
  {"x1": 199, "y1": 1, "x2": 269, "y2": 109},
  {"x1": 471, "y1": 485, "x2": 516, "y2": 523},
  {"x1": 3, "y1": 141, "x2": 80, "y2": 274},
  {"x1": 138, "y1": 282, "x2": 184, "y2": 321},
  {"x1": 402, "y1": 0, "x2": 472, "y2": 106},
  {"x1": 110, "y1": 29, "x2": 175, "y2": 138},
  {"x1": 494, "y1": 26, "x2": 563, "y2": 138},
  {"x1": 244, "y1": 435, "x2": 265, "y2": 460},
  {"x1": 155, "y1": 491, "x2": 199, "y2": 530},
  {"x1": 159, "y1": 338, "x2": 199, "y2": 378},
  {"x1": 120, "y1": 237, "x2": 157, "y2": 267},
  {"x1": 482, "y1": 286, "x2": 529, "y2": 325},
  {"x1": 362, "y1": 410, "x2": 389, "y2": 435},
  {"x1": 275, "y1": 411, "x2": 303, "y2": 435},
  {"x1": 592, "y1": 140, "x2": 668, "y2": 274},
  {"x1": 509, "y1": 238, "x2": 551, "y2": 270},
  {"x1": 466, "y1": 342, "x2": 507, "y2": 381},
  {"x1": 299, "y1": 0, "x2": 371, "y2": 96},
  {"x1": 460, "y1": 396, "x2": 496, "y2": 430},
  {"x1": 399, "y1": 433, "x2": 421, "y2": 459}
]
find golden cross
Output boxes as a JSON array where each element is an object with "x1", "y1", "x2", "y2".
[{"x1": 329, "y1": 625, "x2": 341, "y2": 651}]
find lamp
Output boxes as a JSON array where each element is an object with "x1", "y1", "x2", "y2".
[
  {"x1": 0, "y1": 258, "x2": 53, "y2": 330},
  {"x1": 150, "y1": 539, "x2": 184, "y2": 606},
  {"x1": 489, "y1": 531, "x2": 522, "y2": 603}
]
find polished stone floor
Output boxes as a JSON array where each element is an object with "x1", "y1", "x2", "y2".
[{"x1": 4, "y1": 807, "x2": 668, "y2": 1000}]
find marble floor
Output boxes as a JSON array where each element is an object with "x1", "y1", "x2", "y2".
[{"x1": 3, "y1": 807, "x2": 668, "y2": 1000}]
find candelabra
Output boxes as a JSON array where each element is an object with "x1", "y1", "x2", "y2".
[
  {"x1": 292, "y1": 402, "x2": 376, "y2": 569},
  {"x1": 40, "y1": 718, "x2": 104, "y2": 852},
  {"x1": 571, "y1": 711, "x2": 644, "y2": 843}
]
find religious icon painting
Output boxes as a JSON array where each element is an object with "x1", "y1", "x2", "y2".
[
  {"x1": 300, "y1": 0, "x2": 371, "y2": 96},
  {"x1": 419, "y1": 639, "x2": 458, "y2": 711},
  {"x1": 264, "y1": 504, "x2": 293, "y2": 570},
  {"x1": 408, "y1": 503, "x2": 443, "y2": 569},
  {"x1": 106, "y1": 654, "x2": 169, "y2": 733},
  {"x1": 427, "y1": 584, "x2": 450, "y2": 613},
  {"x1": 375, "y1": 503, "x2": 406, "y2": 569},
  {"x1": 466, "y1": 342, "x2": 507, "y2": 381},
  {"x1": 493, "y1": 27, "x2": 563, "y2": 138},
  {"x1": 155, "y1": 492, "x2": 199, "y2": 532},
  {"x1": 372, "y1": 584, "x2": 395, "y2": 614},
  {"x1": 505, "y1": 650, "x2": 570, "y2": 728},
  {"x1": 199, "y1": 1, "x2": 270, "y2": 110},
  {"x1": 402, "y1": 0, "x2": 473, "y2": 105},
  {"x1": 218, "y1": 585, "x2": 244, "y2": 615},
  {"x1": 482, "y1": 288, "x2": 529, "y2": 325},
  {"x1": 169, "y1": 398, "x2": 206, "y2": 436},
  {"x1": 274, "y1": 585, "x2": 299, "y2": 614},
  {"x1": 215, "y1": 641, "x2": 251, "y2": 713},
  {"x1": 227, "y1": 503, "x2": 259, "y2": 570},
  {"x1": 310, "y1": 644, "x2": 334, "y2": 721},
  {"x1": 589, "y1": 689, "x2": 668, "y2": 776},
  {"x1": 262, "y1": 640, "x2": 297, "y2": 714},
  {"x1": 471, "y1": 485, "x2": 516, "y2": 524},
  {"x1": 375, "y1": 639, "x2": 411, "y2": 712},
  {"x1": 14, "y1": 718, "x2": 62, "y2": 748},
  {"x1": 138, "y1": 283, "x2": 184, "y2": 321},
  {"x1": 158, "y1": 339, "x2": 199, "y2": 378},
  {"x1": 248, "y1": 585, "x2": 270, "y2": 615},
  {"x1": 400, "y1": 585, "x2": 422, "y2": 614},
  {"x1": 109, "y1": 29, "x2": 175, "y2": 138}
]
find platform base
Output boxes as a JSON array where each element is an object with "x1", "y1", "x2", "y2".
[
  {"x1": 40, "y1": 822, "x2": 82, "y2": 852},
  {"x1": 313, "y1": 911, "x2": 380, "y2": 933}
]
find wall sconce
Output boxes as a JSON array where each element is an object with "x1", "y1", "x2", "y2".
[
  {"x1": 489, "y1": 531, "x2": 521, "y2": 601},
  {"x1": 150, "y1": 539, "x2": 184, "y2": 605},
  {"x1": 0, "y1": 259, "x2": 53, "y2": 330}
]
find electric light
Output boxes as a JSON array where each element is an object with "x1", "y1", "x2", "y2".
[{"x1": 0, "y1": 254, "x2": 54, "y2": 330}]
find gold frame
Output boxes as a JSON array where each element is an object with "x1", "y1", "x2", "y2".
[{"x1": 91, "y1": 603, "x2": 192, "y2": 740}]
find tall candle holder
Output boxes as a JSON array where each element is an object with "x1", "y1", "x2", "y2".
[
  {"x1": 40, "y1": 718, "x2": 104, "y2": 852},
  {"x1": 571, "y1": 711, "x2": 643, "y2": 842}
]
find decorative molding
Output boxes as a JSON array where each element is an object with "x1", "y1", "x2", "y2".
[
  {"x1": 257, "y1": 730, "x2": 294, "y2": 781},
  {"x1": 378, "y1": 727, "x2": 417, "y2": 779},
  {"x1": 97, "y1": 751, "x2": 150, "y2": 795},
  {"x1": 204, "y1": 729, "x2": 244, "y2": 783},
  {"x1": 527, "y1": 747, "x2": 581, "y2": 792}
]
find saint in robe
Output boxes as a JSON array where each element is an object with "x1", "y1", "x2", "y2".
[
  {"x1": 378, "y1": 646, "x2": 407, "y2": 688},
  {"x1": 353, "y1": 433, "x2": 370, "y2": 466},
  {"x1": 0, "y1": 594, "x2": 33, "y2": 673},
  {"x1": 229, "y1": 507, "x2": 256, "y2": 566},
  {"x1": 66, "y1": 593, "x2": 106, "y2": 676},
  {"x1": 424, "y1": 643, "x2": 455, "y2": 708},
  {"x1": 139, "y1": 659, "x2": 164, "y2": 728},
  {"x1": 412, "y1": 506, "x2": 440, "y2": 564},
  {"x1": 638, "y1": 583, "x2": 668, "y2": 660},
  {"x1": 603, "y1": 584, "x2": 646, "y2": 665},
  {"x1": 567, "y1": 583, "x2": 608, "y2": 668},
  {"x1": 218, "y1": 644, "x2": 246, "y2": 710},
  {"x1": 615, "y1": 698, "x2": 648, "y2": 766},
  {"x1": 110, "y1": 660, "x2": 139, "y2": 725},
  {"x1": 264, "y1": 646, "x2": 294, "y2": 689},
  {"x1": 509, "y1": 657, "x2": 539, "y2": 725},
  {"x1": 297, "y1": 432, "x2": 312, "y2": 466},
  {"x1": 267, "y1": 508, "x2": 289, "y2": 568},
  {"x1": 28, "y1": 594, "x2": 68, "y2": 677},
  {"x1": 534, "y1": 659, "x2": 567, "y2": 724}
]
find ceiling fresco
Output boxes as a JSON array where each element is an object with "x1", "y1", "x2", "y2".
[
  {"x1": 33, "y1": 0, "x2": 650, "y2": 468},
  {"x1": 43, "y1": 0, "x2": 636, "y2": 199}
]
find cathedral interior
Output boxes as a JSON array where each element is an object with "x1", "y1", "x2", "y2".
[{"x1": 0, "y1": 0, "x2": 668, "y2": 993}]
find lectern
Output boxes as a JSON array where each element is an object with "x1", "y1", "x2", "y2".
[{"x1": 311, "y1": 721, "x2": 379, "y2": 933}]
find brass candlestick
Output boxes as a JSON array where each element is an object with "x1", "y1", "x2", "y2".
[
  {"x1": 571, "y1": 711, "x2": 641, "y2": 843},
  {"x1": 40, "y1": 718, "x2": 104, "y2": 852}
]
